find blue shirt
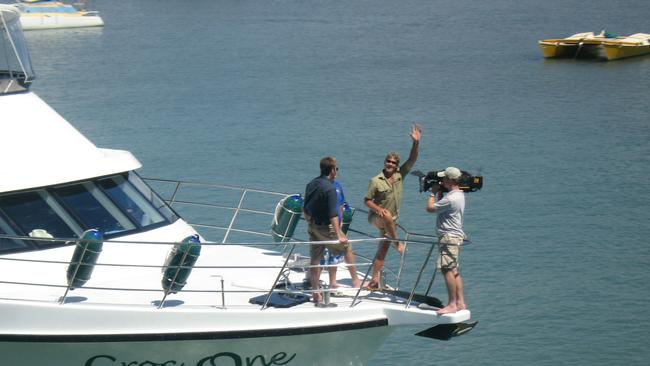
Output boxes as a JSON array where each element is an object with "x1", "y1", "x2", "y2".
[{"x1": 333, "y1": 180, "x2": 347, "y2": 222}]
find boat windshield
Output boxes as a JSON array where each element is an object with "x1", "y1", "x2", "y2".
[
  {"x1": 0, "y1": 172, "x2": 178, "y2": 254},
  {"x1": 0, "y1": 5, "x2": 35, "y2": 93},
  {"x1": 19, "y1": 4, "x2": 78, "y2": 14}
]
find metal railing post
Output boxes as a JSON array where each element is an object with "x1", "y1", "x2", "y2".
[
  {"x1": 350, "y1": 240, "x2": 381, "y2": 307},
  {"x1": 405, "y1": 241, "x2": 437, "y2": 308},
  {"x1": 222, "y1": 189, "x2": 247, "y2": 244},
  {"x1": 59, "y1": 238, "x2": 84, "y2": 305},
  {"x1": 169, "y1": 181, "x2": 182, "y2": 206},
  {"x1": 395, "y1": 233, "x2": 409, "y2": 290},
  {"x1": 261, "y1": 243, "x2": 296, "y2": 310}
]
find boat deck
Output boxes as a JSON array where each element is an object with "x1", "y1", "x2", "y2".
[{"x1": 0, "y1": 179, "x2": 471, "y2": 335}]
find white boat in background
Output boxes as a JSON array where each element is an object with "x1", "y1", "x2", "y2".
[
  {"x1": 13, "y1": 0, "x2": 103, "y2": 30},
  {"x1": 0, "y1": 5, "x2": 475, "y2": 365}
]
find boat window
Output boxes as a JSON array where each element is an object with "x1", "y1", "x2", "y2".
[
  {"x1": 0, "y1": 216, "x2": 27, "y2": 251},
  {"x1": 126, "y1": 173, "x2": 178, "y2": 223},
  {"x1": 97, "y1": 175, "x2": 167, "y2": 228},
  {"x1": 0, "y1": 173, "x2": 179, "y2": 254},
  {"x1": 53, "y1": 182, "x2": 136, "y2": 236},
  {"x1": 0, "y1": 190, "x2": 78, "y2": 241},
  {"x1": 21, "y1": 5, "x2": 78, "y2": 14}
]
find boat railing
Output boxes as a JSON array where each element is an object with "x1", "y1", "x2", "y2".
[
  {"x1": 145, "y1": 177, "x2": 443, "y2": 290},
  {"x1": 0, "y1": 178, "x2": 449, "y2": 310},
  {"x1": 0, "y1": 234, "x2": 444, "y2": 310}
]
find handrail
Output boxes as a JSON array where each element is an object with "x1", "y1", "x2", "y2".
[
  {"x1": 0, "y1": 178, "x2": 448, "y2": 310},
  {"x1": 0, "y1": 233, "x2": 395, "y2": 248}
]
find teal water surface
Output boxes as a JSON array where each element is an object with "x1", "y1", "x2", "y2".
[{"x1": 18, "y1": 0, "x2": 650, "y2": 365}]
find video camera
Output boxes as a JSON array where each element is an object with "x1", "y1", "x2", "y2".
[{"x1": 411, "y1": 170, "x2": 483, "y2": 193}]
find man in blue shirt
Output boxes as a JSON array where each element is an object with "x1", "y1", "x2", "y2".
[{"x1": 324, "y1": 180, "x2": 348, "y2": 289}]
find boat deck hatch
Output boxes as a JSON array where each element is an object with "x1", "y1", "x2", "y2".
[{"x1": 249, "y1": 292, "x2": 310, "y2": 308}]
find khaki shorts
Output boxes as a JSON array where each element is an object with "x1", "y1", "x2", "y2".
[
  {"x1": 436, "y1": 235, "x2": 464, "y2": 272},
  {"x1": 308, "y1": 222, "x2": 350, "y2": 260}
]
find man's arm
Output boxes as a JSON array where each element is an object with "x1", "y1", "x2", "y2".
[
  {"x1": 330, "y1": 215, "x2": 348, "y2": 243},
  {"x1": 365, "y1": 197, "x2": 391, "y2": 219},
  {"x1": 327, "y1": 186, "x2": 348, "y2": 243},
  {"x1": 426, "y1": 190, "x2": 445, "y2": 213},
  {"x1": 302, "y1": 209, "x2": 312, "y2": 222},
  {"x1": 364, "y1": 179, "x2": 389, "y2": 218},
  {"x1": 426, "y1": 193, "x2": 437, "y2": 213},
  {"x1": 399, "y1": 123, "x2": 422, "y2": 176}
]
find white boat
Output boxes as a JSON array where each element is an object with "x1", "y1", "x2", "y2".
[
  {"x1": 0, "y1": 5, "x2": 475, "y2": 366},
  {"x1": 13, "y1": 0, "x2": 103, "y2": 30}
]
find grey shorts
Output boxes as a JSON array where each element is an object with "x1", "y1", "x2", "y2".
[
  {"x1": 436, "y1": 235, "x2": 464, "y2": 271},
  {"x1": 308, "y1": 222, "x2": 350, "y2": 260}
]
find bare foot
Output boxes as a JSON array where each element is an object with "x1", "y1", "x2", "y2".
[
  {"x1": 351, "y1": 278, "x2": 362, "y2": 289},
  {"x1": 457, "y1": 302, "x2": 467, "y2": 311},
  {"x1": 312, "y1": 292, "x2": 322, "y2": 304},
  {"x1": 330, "y1": 283, "x2": 340, "y2": 289},
  {"x1": 393, "y1": 241, "x2": 406, "y2": 254},
  {"x1": 436, "y1": 304, "x2": 458, "y2": 315}
]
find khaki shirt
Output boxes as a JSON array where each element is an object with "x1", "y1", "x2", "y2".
[{"x1": 365, "y1": 170, "x2": 404, "y2": 220}]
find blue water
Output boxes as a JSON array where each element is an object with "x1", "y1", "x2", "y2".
[{"x1": 19, "y1": 0, "x2": 650, "y2": 365}]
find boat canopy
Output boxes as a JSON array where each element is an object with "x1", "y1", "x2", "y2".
[
  {"x1": 0, "y1": 92, "x2": 143, "y2": 193},
  {"x1": 0, "y1": 5, "x2": 35, "y2": 92},
  {"x1": 0, "y1": 5, "x2": 132, "y2": 193}
]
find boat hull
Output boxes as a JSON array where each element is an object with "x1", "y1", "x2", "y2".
[
  {"x1": 19, "y1": 14, "x2": 104, "y2": 30},
  {"x1": 603, "y1": 44, "x2": 650, "y2": 60},
  {"x1": 0, "y1": 325, "x2": 392, "y2": 366},
  {"x1": 538, "y1": 41, "x2": 602, "y2": 58}
]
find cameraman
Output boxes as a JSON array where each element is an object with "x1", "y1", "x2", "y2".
[{"x1": 426, "y1": 167, "x2": 467, "y2": 315}]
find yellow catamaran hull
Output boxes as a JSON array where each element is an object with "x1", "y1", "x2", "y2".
[
  {"x1": 539, "y1": 32, "x2": 650, "y2": 60},
  {"x1": 602, "y1": 33, "x2": 650, "y2": 60},
  {"x1": 538, "y1": 32, "x2": 608, "y2": 58}
]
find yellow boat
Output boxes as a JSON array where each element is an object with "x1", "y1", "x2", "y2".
[
  {"x1": 602, "y1": 33, "x2": 650, "y2": 60},
  {"x1": 538, "y1": 31, "x2": 611, "y2": 58}
]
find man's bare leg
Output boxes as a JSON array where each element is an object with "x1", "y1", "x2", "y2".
[
  {"x1": 383, "y1": 217, "x2": 405, "y2": 254},
  {"x1": 370, "y1": 241, "x2": 390, "y2": 285},
  {"x1": 455, "y1": 273, "x2": 466, "y2": 310},
  {"x1": 328, "y1": 266, "x2": 339, "y2": 288},
  {"x1": 344, "y1": 248, "x2": 362, "y2": 288},
  {"x1": 436, "y1": 270, "x2": 459, "y2": 315}
]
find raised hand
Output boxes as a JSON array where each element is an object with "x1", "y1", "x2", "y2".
[{"x1": 410, "y1": 123, "x2": 422, "y2": 142}]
